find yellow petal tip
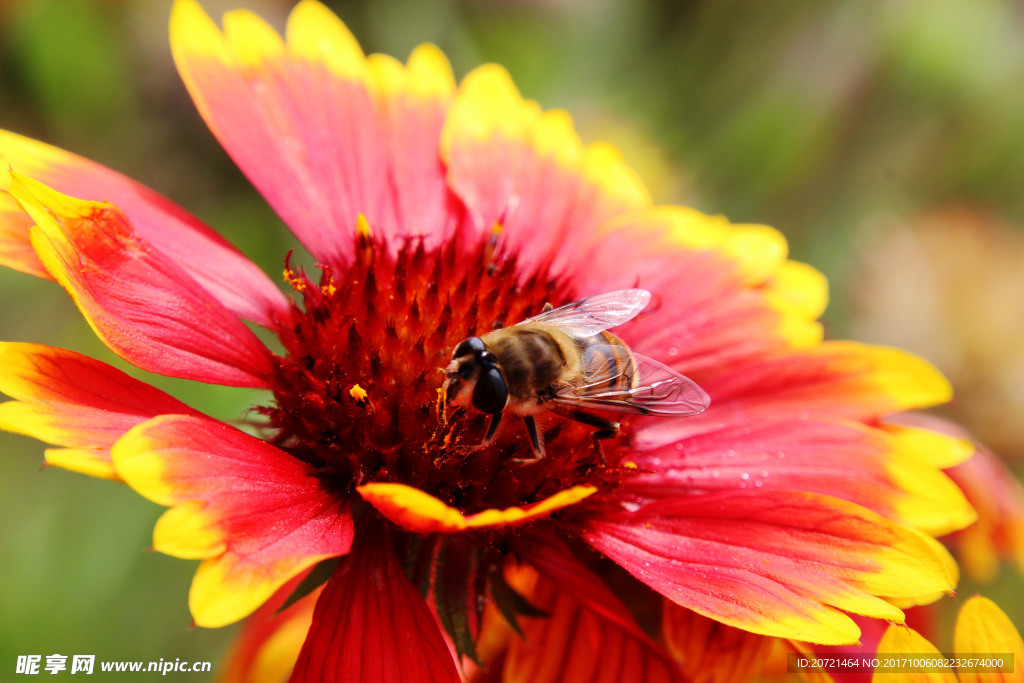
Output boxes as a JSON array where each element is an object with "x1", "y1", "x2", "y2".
[{"x1": 358, "y1": 482, "x2": 596, "y2": 534}]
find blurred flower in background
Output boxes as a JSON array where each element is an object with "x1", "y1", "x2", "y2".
[
  {"x1": 851, "y1": 211, "x2": 1024, "y2": 586},
  {"x1": 1, "y1": 0, "x2": 1023, "y2": 679},
  {"x1": 852, "y1": 209, "x2": 1024, "y2": 461}
]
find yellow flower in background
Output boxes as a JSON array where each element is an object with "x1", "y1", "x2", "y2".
[{"x1": 875, "y1": 596, "x2": 1024, "y2": 683}]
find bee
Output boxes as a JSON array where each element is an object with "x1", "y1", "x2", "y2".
[{"x1": 443, "y1": 289, "x2": 710, "y2": 462}]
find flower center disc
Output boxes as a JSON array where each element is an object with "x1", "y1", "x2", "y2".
[{"x1": 262, "y1": 230, "x2": 626, "y2": 515}]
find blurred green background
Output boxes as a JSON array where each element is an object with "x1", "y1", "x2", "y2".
[{"x1": 2, "y1": 0, "x2": 1023, "y2": 678}]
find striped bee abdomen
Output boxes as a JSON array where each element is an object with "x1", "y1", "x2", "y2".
[{"x1": 576, "y1": 331, "x2": 638, "y2": 394}]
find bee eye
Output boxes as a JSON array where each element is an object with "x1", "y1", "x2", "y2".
[
  {"x1": 453, "y1": 336, "x2": 486, "y2": 359},
  {"x1": 458, "y1": 362, "x2": 475, "y2": 379},
  {"x1": 472, "y1": 367, "x2": 508, "y2": 414}
]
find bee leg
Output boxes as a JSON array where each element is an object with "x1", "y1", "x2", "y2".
[
  {"x1": 541, "y1": 302, "x2": 554, "y2": 313},
  {"x1": 522, "y1": 415, "x2": 546, "y2": 461},
  {"x1": 563, "y1": 410, "x2": 620, "y2": 466},
  {"x1": 483, "y1": 412, "x2": 503, "y2": 443},
  {"x1": 564, "y1": 409, "x2": 620, "y2": 436}
]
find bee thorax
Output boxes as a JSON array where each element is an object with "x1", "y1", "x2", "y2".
[{"x1": 482, "y1": 327, "x2": 567, "y2": 400}]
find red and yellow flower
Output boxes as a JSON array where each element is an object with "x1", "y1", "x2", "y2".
[
  {"x1": 875, "y1": 596, "x2": 1024, "y2": 683},
  {"x1": 0, "y1": 1, "x2": 982, "y2": 681},
  {"x1": 886, "y1": 413, "x2": 1024, "y2": 584}
]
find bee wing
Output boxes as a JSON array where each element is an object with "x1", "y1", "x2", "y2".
[
  {"x1": 517, "y1": 289, "x2": 651, "y2": 337},
  {"x1": 552, "y1": 349, "x2": 710, "y2": 416}
]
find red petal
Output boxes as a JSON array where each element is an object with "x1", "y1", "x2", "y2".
[
  {"x1": 113, "y1": 415, "x2": 354, "y2": 627},
  {"x1": 628, "y1": 416, "x2": 974, "y2": 537},
  {"x1": 694, "y1": 342, "x2": 950, "y2": 422},
  {"x1": 580, "y1": 490, "x2": 955, "y2": 645},
  {"x1": 505, "y1": 572, "x2": 683, "y2": 683},
  {"x1": 636, "y1": 342, "x2": 951, "y2": 458},
  {"x1": 0, "y1": 129, "x2": 287, "y2": 326},
  {"x1": 518, "y1": 532, "x2": 654, "y2": 643},
  {"x1": 0, "y1": 342, "x2": 202, "y2": 479},
  {"x1": 661, "y1": 605, "x2": 773, "y2": 683},
  {"x1": 170, "y1": 2, "x2": 459, "y2": 264},
  {"x1": 10, "y1": 173, "x2": 275, "y2": 387},
  {"x1": 441, "y1": 65, "x2": 650, "y2": 274},
  {"x1": 290, "y1": 525, "x2": 460, "y2": 683},
  {"x1": 368, "y1": 46, "x2": 462, "y2": 245},
  {"x1": 573, "y1": 210, "x2": 823, "y2": 372}
]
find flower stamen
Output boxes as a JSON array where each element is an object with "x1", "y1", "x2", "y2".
[{"x1": 263, "y1": 230, "x2": 632, "y2": 519}]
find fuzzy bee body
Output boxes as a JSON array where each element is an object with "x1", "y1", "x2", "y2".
[
  {"x1": 443, "y1": 289, "x2": 709, "y2": 461},
  {"x1": 481, "y1": 326, "x2": 568, "y2": 410}
]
